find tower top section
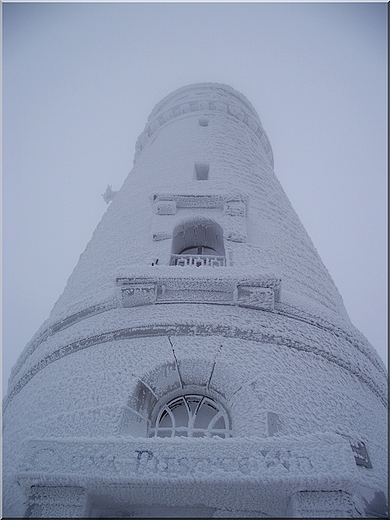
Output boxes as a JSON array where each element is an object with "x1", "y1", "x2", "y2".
[{"x1": 135, "y1": 83, "x2": 274, "y2": 167}]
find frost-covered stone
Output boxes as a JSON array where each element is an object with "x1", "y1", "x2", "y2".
[{"x1": 3, "y1": 83, "x2": 387, "y2": 518}]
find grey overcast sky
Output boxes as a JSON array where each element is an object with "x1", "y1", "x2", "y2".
[{"x1": 2, "y1": 2, "x2": 388, "y2": 394}]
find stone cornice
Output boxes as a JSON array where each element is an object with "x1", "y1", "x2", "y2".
[
  {"x1": 134, "y1": 84, "x2": 274, "y2": 168},
  {"x1": 4, "y1": 308, "x2": 388, "y2": 411}
]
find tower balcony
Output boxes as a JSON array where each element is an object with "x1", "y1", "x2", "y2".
[{"x1": 170, "y1": 253, "x2": 226, "y2": 268}]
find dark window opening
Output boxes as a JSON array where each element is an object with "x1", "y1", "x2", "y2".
[
  {"x1": 180, "y1": 246, "x2": 218, "y2": 256},
  {"x1": 170, "y1": 220, "x2": 226, "y2": 267},
  {"x1": 195, "y1": 162, "x2": 209, "y2": 180}
]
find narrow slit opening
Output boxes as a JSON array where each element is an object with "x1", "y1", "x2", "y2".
[{"x1": 195, "y1": 162, "x2": 209, "y2": 181}]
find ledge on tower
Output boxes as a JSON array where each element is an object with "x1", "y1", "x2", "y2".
[{"x1": 115, "y1": 268, "x2": 281, "y2": 311}]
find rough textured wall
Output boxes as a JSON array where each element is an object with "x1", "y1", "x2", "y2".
[{"x1": 3, "y1": 84, "x2": 387, "y2": 518}]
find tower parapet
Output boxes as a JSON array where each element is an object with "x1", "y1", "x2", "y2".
[{"x1": 135, "y1": 83, "x2": 274, "y2": 168}]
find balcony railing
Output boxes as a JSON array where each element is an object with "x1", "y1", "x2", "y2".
[{"x1": 171, "y1": 254, "x2": 226, "y2": 267}]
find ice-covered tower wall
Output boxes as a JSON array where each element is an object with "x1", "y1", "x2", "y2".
[
  {"x1": 3, "y1": 84, "x2": 387, "y2": 518},
  {"x1": 18, "y1": 84, "x2": 347, "y2": 319}
]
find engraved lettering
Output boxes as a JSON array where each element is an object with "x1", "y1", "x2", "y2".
[{"x1": 135, "y1": 450, "x2": 154, "y2": 470}]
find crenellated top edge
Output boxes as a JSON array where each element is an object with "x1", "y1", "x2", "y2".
[
  {"x1": 134, "y1": 83, "x2": 274, "y2": 168},
  {"x1": 148, "y1": 83, "x2": 261, "y2": 122}
]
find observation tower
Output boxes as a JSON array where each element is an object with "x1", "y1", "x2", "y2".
[{"x1": 3, "y1": 83, "x2": 387, "y2": 518}]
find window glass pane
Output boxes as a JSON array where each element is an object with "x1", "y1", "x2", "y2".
[
  {"x1": 202, "y1": 247, "x2": 218, "y2": 256},
  {"x1": 169, "y1": 399, "x2": 189, "y2": 427},
  {"x1": 212, "y1": 416, "x2": 226, "y2": 429},
  {"x1": 159, "y1": 409, "x2": 172, "y2": 428},
  {"x1": 153, "y1": 394, "x2": 230, "y2": 438},
  {"x1": 194, "y1": 403, "x2": 218, "y2": 429},
  {"x1": 180, "y1": 246, "x2": 199, "y2": 255}
]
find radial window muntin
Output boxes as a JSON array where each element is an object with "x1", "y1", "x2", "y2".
[{"x1": 149, "y1": 394, "x2": 231, "y2": 438}]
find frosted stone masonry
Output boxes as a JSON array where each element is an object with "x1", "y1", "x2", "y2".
[{"x1": 3, "y1": 83, "x2": 387, "y2": 518}]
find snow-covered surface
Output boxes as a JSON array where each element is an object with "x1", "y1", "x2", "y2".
[
  {"x1": 14, "y1": 433, "x2": 368, "y2": 519},
  {"x1": 4, "y1": 303, "x2": 387, "y2": 409},
  {"x1": 135, "y1": 83, "x2": 274, "y2": 168},
  {"x1": 3, "y1": 83, "x2": 387, "y2": 518}
]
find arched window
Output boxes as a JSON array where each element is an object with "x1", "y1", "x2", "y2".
[
  {"x1": 149, "y1": 394, "x2": 231, "y2": 438},
  {"x1": 170, "y1": 220, "x2": 226, "y2": 267}
]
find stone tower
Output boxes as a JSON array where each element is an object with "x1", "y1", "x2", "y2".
[{"x1": 3, "y1": 83, "x2": 387, "y2": 518}]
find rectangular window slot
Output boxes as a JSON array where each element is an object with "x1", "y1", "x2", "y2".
[
  {"x1": 195, "y1": 162, "x2": 210, "y2": 180},
  {"x1": 350, "y1": 440, "x2": 372, "y2": 468}
]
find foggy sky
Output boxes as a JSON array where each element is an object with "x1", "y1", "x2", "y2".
[{"x1": 2, "y1": 2, "x2": 387, "y2": 394}]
